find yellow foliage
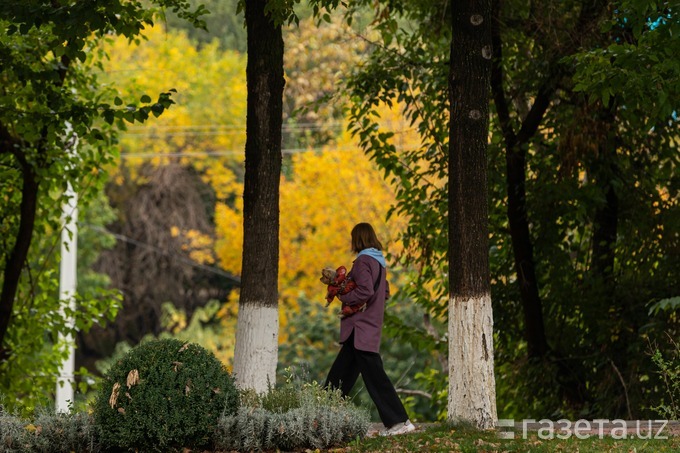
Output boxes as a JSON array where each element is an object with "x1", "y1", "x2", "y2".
[
  {"x1": 97, "y1": 21, "x2": 438, "y2": 353},
  {"x1": 277, "y1": 147, "x2": 403, "y2": 306},
  {"x1": 166, "y1": 306, "x2": 188, "y2": 333},
  {"x1": 97, "y1": 24, "x2": 247, "y2": 185},
  {"x1": 215, "y1": 113, "x2": 416, "y2": 339},
  {"x1": 170, "y1": 227, "x2": 216, "y2": 265},
  {"x1": 215, "y1": 201, "x2": 244, "y2": 275},
  {"x1": 283, "y1": 17, "x2": 369, "y2": 126},
  {"x1": 203, "y1": 162, "x2": 243, "y2": 200},
  {"x1": 161, "y1": 301, "x2": 237, "y2": 370}
]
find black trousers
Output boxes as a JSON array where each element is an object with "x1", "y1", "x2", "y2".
[{"x1": 324, "y1": 331, "x2": 408, "y2": 427}]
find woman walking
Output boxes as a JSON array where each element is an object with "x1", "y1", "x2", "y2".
[{"x1": 324, "y1": 222, "x2": 415, "y2": 436}]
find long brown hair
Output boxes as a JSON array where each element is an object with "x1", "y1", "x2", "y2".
[{"x1": 351, "y1": 223, "x2": 383, "y2": 253}]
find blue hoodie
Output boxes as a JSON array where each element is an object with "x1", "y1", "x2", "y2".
[{"x1": 357, "y1": 247, "x2": 387, "y2": 268}]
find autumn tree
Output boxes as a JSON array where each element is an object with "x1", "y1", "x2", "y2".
[
  {"x1": 216, "y1": 126, "x2": 408, "y2": 305},
  {"x1": 282, "y1": 15, "x2": 368, "y2": 149},
  {"x1": 80, "y1": 26, "x2": 246, "y2": 367}
]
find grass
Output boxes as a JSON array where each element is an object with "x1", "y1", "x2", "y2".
[
  {"x1": 2, "y1": 415, "x2": 677, "y2": 452},
  {"x1": 334, "y1": 423, "x2": 680, "y2": 452}
]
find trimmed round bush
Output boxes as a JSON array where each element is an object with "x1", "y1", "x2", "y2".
[{"x1": 93, "y1": 339, "x2": 237, "y2": 452}]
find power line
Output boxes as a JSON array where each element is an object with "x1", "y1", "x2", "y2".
[
  {"x1": 122, "y1": 125, "x2": 344, "y2": 137},
  {"x1": 123, "y1": 121, "x2": 351, "y2": 131},
  {"x1": 118, "y1": 143, "x2": 422, "y2": 159},
  {"x1": 120, "y1": 121, "x2": 415, "y2": 137},
  {"x1": 120, "y1": 150, "x2": 244, "y2": 158}
]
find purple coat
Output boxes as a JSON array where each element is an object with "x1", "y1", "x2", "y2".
[{"x1": 337, "y1": 254, "x2": 390, "y2": 353}]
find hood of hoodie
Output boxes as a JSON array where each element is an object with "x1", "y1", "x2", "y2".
[{"x1": 357, "y1": 247, "x2": 387, "y2": 268}]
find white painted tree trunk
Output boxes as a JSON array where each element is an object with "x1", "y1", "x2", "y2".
[
  {"x1": 448, "y1": 294, "x2": 497, "y2": 429},
  {"x1": 233, "y1": 303, "x2": 279, "y2": 393}
]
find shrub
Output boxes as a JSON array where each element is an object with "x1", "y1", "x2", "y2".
[
  {"x1": 214, "y1": 379, "x2": 370, "y2": 451},
  {"x1": 0, "y1": 410, "x2": 25, "y2": 452},
  {"x1": 92, "y1": 338, "x2": 237, "y2": 452},
  {"x1": 650, "y1": 336, "x2": 680, "y2": 420},
  {"x1": 0, "y1": 408, "x2": 99, "y2": 453}
]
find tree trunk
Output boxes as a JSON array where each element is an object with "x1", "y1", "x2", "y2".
[
  {"x1": 490, "y1": 2, "x2": 551, "y2": 359},
  {"x1": 591, "y1": 111, "x2": 619, "y2": 285},
  {"x1": 505, "y1": 142, "x2": 549, "y2": 358},
  {"x1": 448, "y1": 0, "x2": 497, "y2": 429},
  {"x1": 232, "y1": 0, "x2": 284, "y2": 393},
  {"x1": 0, "y1": 164, "x2": 39, "y2": 360}
]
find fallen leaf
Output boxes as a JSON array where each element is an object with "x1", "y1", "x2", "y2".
[
  {"x1": 109, "y1": 382, "x2": 121, "y2": 408},
  {"x1": 126, "y1": 369, "x2": 139, "y2": 388},
  {"x1": 474, "y1": 438, "x2": 500, "y2": 448}
]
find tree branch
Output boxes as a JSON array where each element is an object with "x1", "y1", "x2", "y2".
[
  {"x1": 396, "y1": 388, "x2": 432, "y2": 399},
  {"x1": 0, "y1": 122, "x2": 23, "y2": 163},
  {"x1": 491, "y1": 0, "x2": 516, "y2": 148},
  {"x1": 0, "y1": 165, "x2": 39, "y2": 361}
]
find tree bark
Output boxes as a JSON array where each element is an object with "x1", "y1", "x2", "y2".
[
  {"x1": 591, "y1": 108, "x2": 619, "y2": 285},
  {"x1": 448, "y1": 0, "x2": 497, "y2": 429},
  {"x1": 232, "y1": 0, "x2": 284, "y2": 392}
]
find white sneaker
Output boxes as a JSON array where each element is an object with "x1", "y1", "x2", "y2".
[{"x1": 379, "y1": 420, "x2": 416, "y2": 436}]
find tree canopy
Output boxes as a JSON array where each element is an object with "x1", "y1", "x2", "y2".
[{"x1": 0, "y1": 0, "x2": 207, "y2": 412}]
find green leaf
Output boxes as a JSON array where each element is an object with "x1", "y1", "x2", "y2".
[
  {"x1": 103, "y1": 110, "x2": 115, "y2": 125},
  {"x1": 648, "y1": 296, "x2": 680, "y2": 316}
]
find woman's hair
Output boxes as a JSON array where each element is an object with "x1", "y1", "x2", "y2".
[{"x1": 351, "y1": 222, "x2": 384, "y2": 253}]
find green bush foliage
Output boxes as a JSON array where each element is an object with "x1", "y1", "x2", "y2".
[
  {"x1": 0, "y1": 409, "x2": 98, "y2": 453},
  {"x1": 214, "y1": 379, "x2": 370, "y2": 451},
  {"x1": 650, "y1": 337, "x2": 680, "y2": 420},
  {"x1": 92, "y1": 338, "x2": 237, "y2": 452}
]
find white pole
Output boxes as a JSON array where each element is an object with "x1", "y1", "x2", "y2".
[{"x1": 56, "y1": 127, "x2": 78, "y2": 414}]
